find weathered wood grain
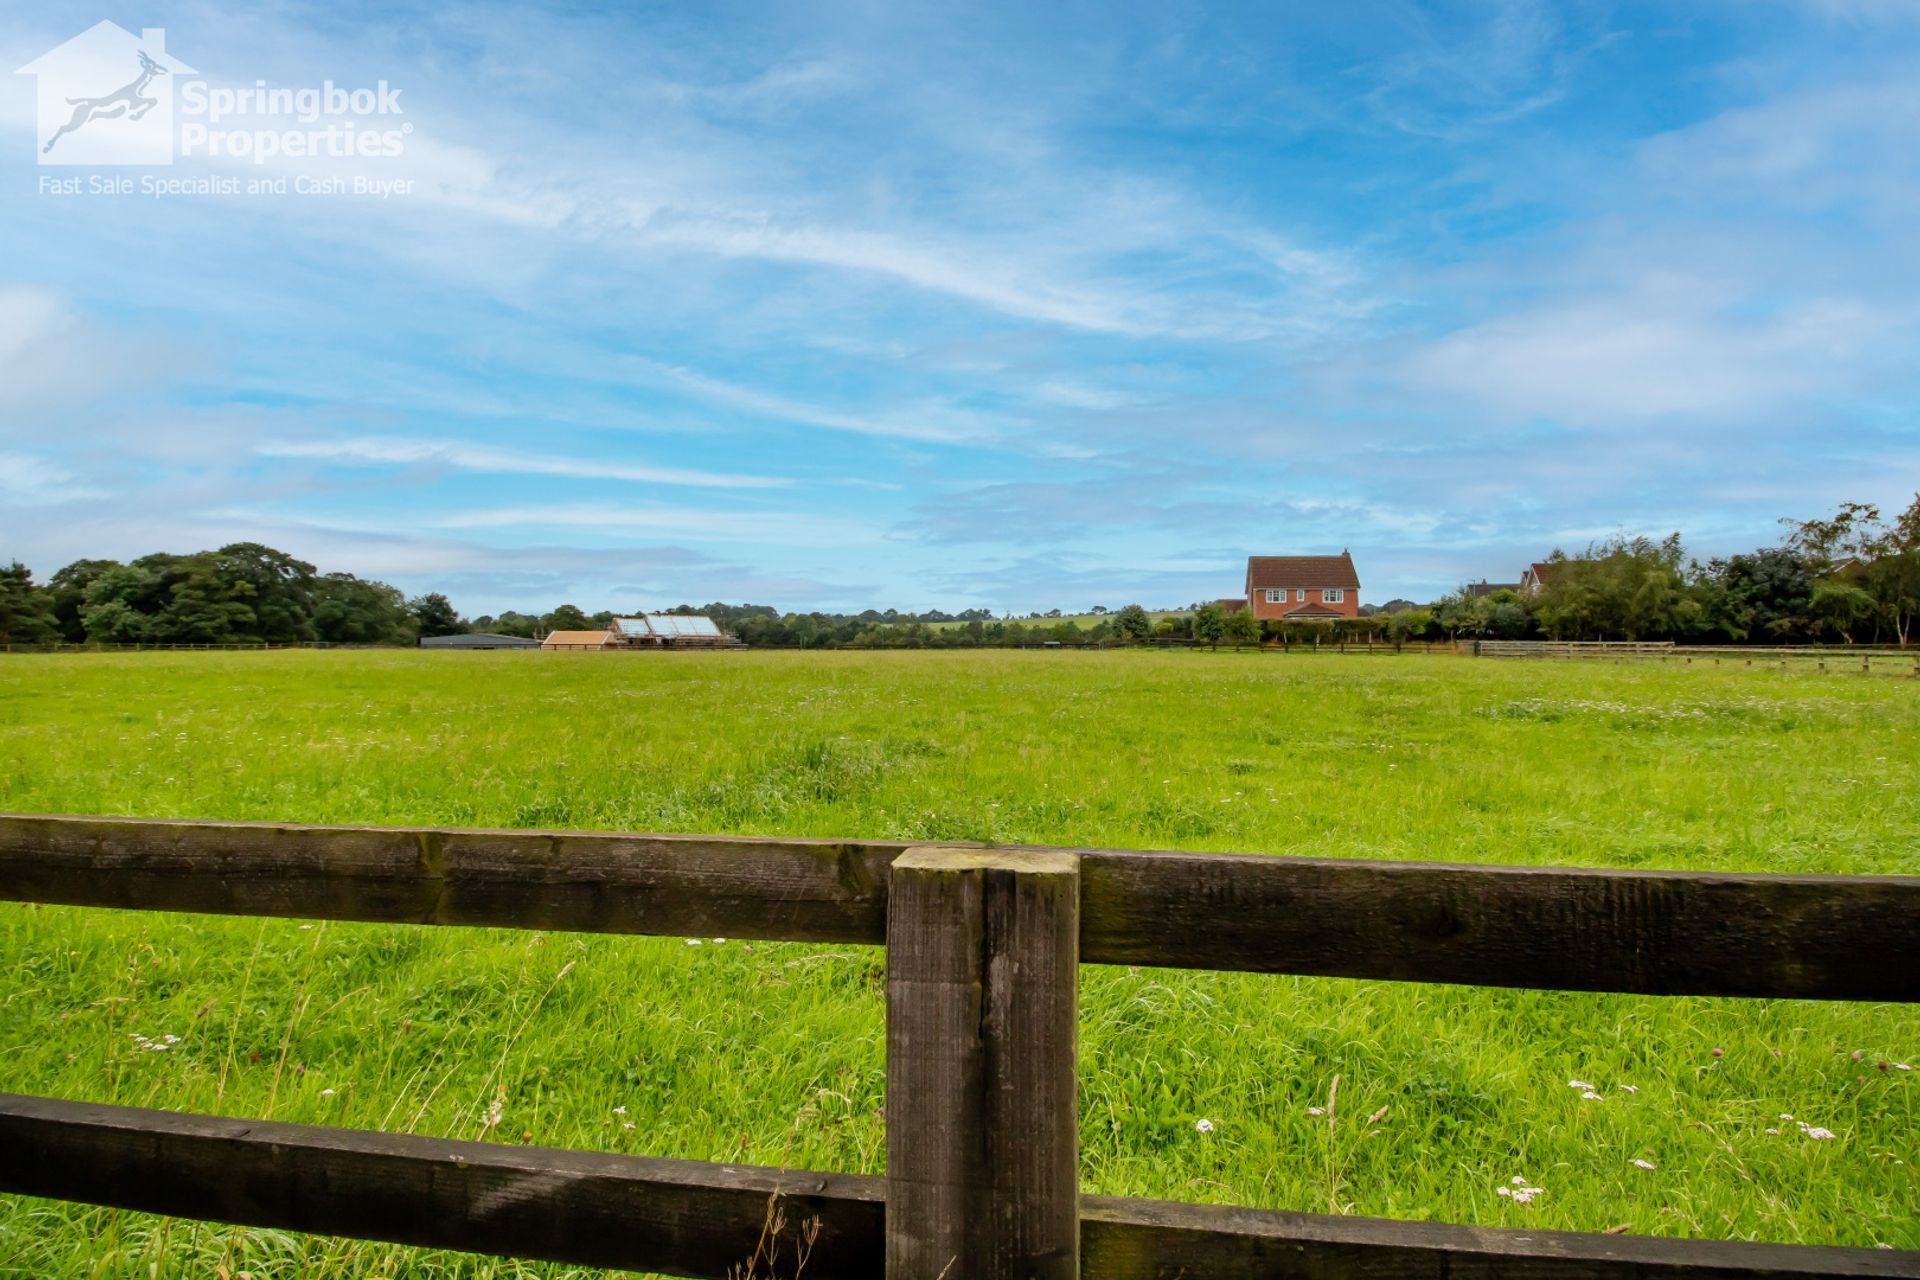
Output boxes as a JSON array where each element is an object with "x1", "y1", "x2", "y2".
[
  {"x1": 0, "y1": 812, "x2": 904, "y2": 944},
  {"x1": 2, "y1": 813, "x2": 1915, "y2": 999},
  {"x1": 1082, "y1": 1193, "x2": 1920, "y2": 1279},
  {"x1": 885, "y1": 848, "x2": 1081, "y2": 1280},
  {"x1": 1072, "y1": 848, "x2": 1920, "y2": 1000},
  {"x1": 4, "y1": 1095, "x2": 1913, "y2": 1279},
  {"x1": 0, "y1": 1093, "x2": 884, "y2": 1278}
]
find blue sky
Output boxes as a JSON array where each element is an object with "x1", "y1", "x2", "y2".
[{"x1": 4, "y1": 1, "x2": 1917, "y2": 615}]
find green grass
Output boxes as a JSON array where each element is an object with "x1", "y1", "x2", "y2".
[{"x1": 0, "y1": 650, "x2": 1915, "y2": 1276}]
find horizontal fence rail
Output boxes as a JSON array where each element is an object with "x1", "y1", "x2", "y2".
[
  {"x1": 2, "y1": 813, "x2": 1917, "y2": 1000},
  {"x1": 3, "y1": 813, "x2": 1918, "y2": 1277},
  {"x1": 5, "y1": 1095, "x2": 1914, "y2": 1280}
]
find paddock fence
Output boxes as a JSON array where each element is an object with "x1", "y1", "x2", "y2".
[
  {"x1": 0, "y1": 813, "x2": 1916, "y2": 1279},
  {"x1": 1476, "y1": 639, "x2": 1920, "y2": 673}
]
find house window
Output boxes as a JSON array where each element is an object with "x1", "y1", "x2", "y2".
[
  {"x1": 1322, "y1": 588, "x2": 1345, "y2": 604},
  {"x1": 1265, "y1": 588, "x2": 1283, "y2": 604},
  {"x1": 1295, "y1": 588, "x2": 1306, "y2": 602}
]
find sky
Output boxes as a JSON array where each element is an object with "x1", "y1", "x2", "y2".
[{"x1": 3, "y1": 0, "x2": 1918, "y2": 616}]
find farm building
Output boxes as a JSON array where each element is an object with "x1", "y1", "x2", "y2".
[
  {"x1": 420, "y1": 633, "x2": 539, "y2": 650},
  {"x1": 540, "y1": 629, "x2": 617, "y2": 650},
  {"x1": 608, "y1": 615, "x2": 734, "y2": 647},
  {"x1": 1243, "y1": 552, "x2": 1361, "y2": 622}
]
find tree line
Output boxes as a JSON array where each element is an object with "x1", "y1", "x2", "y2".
[
  {"x1": 2, "y1": 497, "x2": 1913, "y2": 648},
  {"x1": 1403, "y1": 496, "x2": 1920, "y2": 646}
]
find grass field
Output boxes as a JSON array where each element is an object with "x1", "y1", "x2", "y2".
[{"x1": 0, "y1": 650, "x2": 1915, "y2": 1277}]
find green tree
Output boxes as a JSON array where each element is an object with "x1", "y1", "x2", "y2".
[
  {"x1": 0, "y1": 562, "x2": 57, "y2": 644},
  {"x1": 542, "y1": 603, "x2": 592, "y2": 633},
  {"x1": 1191, "y1": 602, "x2": 1226, "y2": 645},
  {"x1": 1535, "y1": 535, "x2": 1693, "y2": 640},
  {"x1": 1222, "y1": 606, "x2": 1259, "y2": 646},
  {"x1": 46, "y1": 559, "x2": 118, "y2": 642},
  {"x1": 1808, "y1": 580, "x2": 1878, "y2": 644},
  {"x1": 409, "y1": 592, "x2": 465, "y2": 638},
  {"x1": 1114, "y1": 603, "x2": 1151, "y2": 641},
  {"x1": 312, "y1": 573, "x2": 413, "y2": 643},
  {"x1": 212, "y1": 542, "x2": 317, "y2": 642}
]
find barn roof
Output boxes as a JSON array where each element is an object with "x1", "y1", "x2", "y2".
[
  {"x1": 1246, "y1": 552, "x2": 1360, "y2": 590},
  {"x1": 541, "y1": 630, "x2": 614, "y2": 647},
  {"x1": 643, "y1": 614, "x2": 723, "y2": 638},
  {"x1": 421, "y1": 632, "x2": 539, "y2": 649}
]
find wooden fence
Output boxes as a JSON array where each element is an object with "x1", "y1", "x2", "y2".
[
  {"x1": 0, "y1": 813, "x2": 1915, "y2": 1279},
  {"x1": 1477, "y1": 640, "x2": 1920, "y2": 673}
]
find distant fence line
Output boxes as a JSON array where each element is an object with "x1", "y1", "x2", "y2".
[{"x1": 1476, "y1": 639, "x2": 1920, "y2": 673}]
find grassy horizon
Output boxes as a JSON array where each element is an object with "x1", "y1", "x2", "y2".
[{"x1": 0, "y1": 650, "x2": 1914, "y2": 1276}]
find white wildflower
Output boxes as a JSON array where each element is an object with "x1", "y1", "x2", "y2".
[
  {"x1": 1195, "y1": 1118, "x2": 1214, "y2": 1134},
  {"x1": 1306, "y1": 1107, "x2": 1325, "y2": 1117},
  {"x1": 1765, "y1": 1128, "x2": 1780, "y2": 1135},
  {"x1": 319, "y1": 1088, "x2": 335, "y2": 1097},
  {"x1": 685, "y1": 938, "x2": 703, "y2": 947},
  {"x1": 1779, "y1": 1113, "x2": 1794, "y2": 1122},
  {"x1": 1800, "y1": 1124, "x2": 1837, "y2": 1140},
  {"x1": 1568, "y1": 1080, "x2": 1593, "y2": 1091},
  {"x1": 1582, "y1": 1091, "x2": 1604, "y2": 1101},
  {"x1": 482, "y1": 1097, "x2": 503, "y2": 1131},
  {"x1": 1617, "y1": 1084, "x2": 1639, "y2": 1094},
  {"x1": 612, "y1": 1106, "x2": 626, "y2": 1116},
  {"x1": 1631, "y1": 1158, "x2": 1656, "y2": 1170},
  {"x1": 713, "y1": 938, "x2": 726, "y2": 944}
]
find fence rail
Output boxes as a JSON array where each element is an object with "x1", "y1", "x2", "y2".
[
  {"x1": 1478, "y1": 639, "x2": 1919, "y2": 672},
  {"x1": 1, "y1": 812, "x2": 1916, "y2": 1278}
]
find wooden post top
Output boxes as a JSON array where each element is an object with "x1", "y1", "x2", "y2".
[{"x1": 893, "y1": 847, "x2": 1079, "y2": 876}]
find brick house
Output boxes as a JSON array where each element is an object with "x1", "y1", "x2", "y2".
[{"x1": 1245, "y1": 553, "x2": 1361, "y2": 622}]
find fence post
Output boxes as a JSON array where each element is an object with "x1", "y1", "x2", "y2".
[{"x1": 886, "y1": 848, "x2": 1080, "y2": 1280}]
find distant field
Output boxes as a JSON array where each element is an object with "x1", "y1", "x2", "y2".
[
  {"x1": 0, "y1": 650, "x2": 1915, "y2": 1277},
  {"x1": 923, "y1": 608, "x2": 1189, "y2": 630}
]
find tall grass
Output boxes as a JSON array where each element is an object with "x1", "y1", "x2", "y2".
[{"x1": 0, "y1": 650, "x2": 1913, "y2": 1276}]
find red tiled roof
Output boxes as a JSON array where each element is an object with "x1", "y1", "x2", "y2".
[
  {"x1": 1215, "y1": 597, "x2": 1248, "y2": 613},
  {"x1": 1247, "y1": 553, "x2": 1359, "y2": 590},
  {"x1": 1527, "y1": 561, "x2": 1554, "y2": 582},
  {"x1": 1282, "y1": 602, "x2": 1345, "y2": 618}
]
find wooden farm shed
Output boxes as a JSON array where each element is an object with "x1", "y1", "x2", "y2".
[{"x1": 539, "y1": 630, "x2": 616, "y2": 650}]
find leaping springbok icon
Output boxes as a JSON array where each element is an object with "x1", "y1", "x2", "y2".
[{"x1": 43, "y1": 49, "x2": 167, "y2": 155}]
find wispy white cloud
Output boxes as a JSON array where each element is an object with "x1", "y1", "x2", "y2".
[
  {"x1": 427, "y1": 502, "x2": 882, "y2": 547},
  {"x1": 1403, "y1": 288, "x2": 1896, "y2": 422},
  {"x1": 255, "y1": 436, "x2": 790, "y2": 489}
]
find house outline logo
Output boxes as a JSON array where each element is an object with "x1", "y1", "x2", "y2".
[{"x1": 15, "y1": 21, "x2": 196, "y2": 166}]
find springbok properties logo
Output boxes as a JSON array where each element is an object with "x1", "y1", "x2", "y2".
[
  {"x1": 16, "y1": 21, "x2": 411, "y2": 177},
  {"x1": 16, "y1": 22, "x2": 191, "y2": 165}
]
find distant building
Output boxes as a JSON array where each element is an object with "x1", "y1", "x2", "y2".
[
  {"x1": 1214, "y1": 597, "x2": 1248, "y2": 614},
  {"x1": 608, "y1": 615, "x2": 733, "y2": 647},
  {"x1": 1244, "y1": 552, "x2": 1361, "y2": 622},
  {"x1": 420, "y1": 632, "x2": 539, "y2": 650},
  {"x1": 540, "y1": 629, "x2": 616, "y2": 650},
  {"x1": 1520, "y1": 562, "x2": 1555, "y2": 596},
  {"x1": 1467, "y1": 580, "x2": 1521, "y2": 599}
]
